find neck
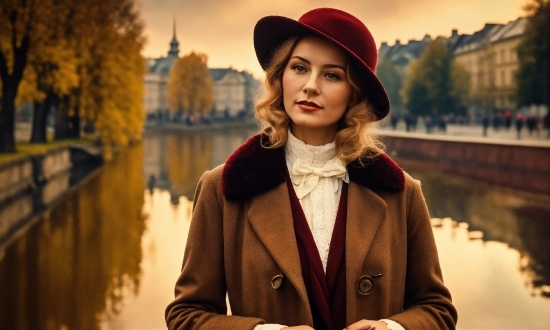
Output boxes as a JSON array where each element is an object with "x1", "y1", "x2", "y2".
[{"x1": 290, "y1": 124, "x2": 338, "y2": 146}]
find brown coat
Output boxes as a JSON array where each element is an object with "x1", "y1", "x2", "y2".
[{"x1": 166, "y1": 135, "x2": 457, "y2": 330}]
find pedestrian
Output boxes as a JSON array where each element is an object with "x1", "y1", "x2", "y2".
[
  {"x1": 493, "y1": 111, "x2": 502, "y2": 131},
  {"x1": 482, "y1": 113, "x2": 489, "y2": 137},
  {"x1": 165, "y1": 8, "x2": 457, "y2": 330},
  {"x1": 516, "y1": 113, "x2": 524, "y2": 139},
  {"x1": 438, "y1": 115, "x2": 447, "y2": 133},
  {"x1": 526, "y1": 115, "x2": 537, "y2": 136},
  {"x1": 544, "y1": 114, "x2": 550, "y2": 138},
  {"x1": 424, "y1": 115, "x2": 433, "y2": 133},
  {"x1": 504, "y1": 110, "x2": 512, "y2": 130},
  {"x1": 390, "y1": 113, "x2": 398, "y2": 130}
]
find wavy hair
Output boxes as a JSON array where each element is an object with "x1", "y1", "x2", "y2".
[{"x1": 254, "y1": 36, "x2": 384, "y2": 164}]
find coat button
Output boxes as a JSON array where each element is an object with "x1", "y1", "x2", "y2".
[
  {"x1": 271, "y1": 274, "x2": 285, "y2": 289},
  {"x1": 357, "y1": 274, "x2": 383, "y2": 295}
]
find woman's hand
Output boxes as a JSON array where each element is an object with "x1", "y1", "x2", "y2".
[
  {"x1": 282, "y1": 327, "x2": 314, "y2": 330},
  {"x1": 345, "y1": 319, "x2": 390, "y2": 330}
]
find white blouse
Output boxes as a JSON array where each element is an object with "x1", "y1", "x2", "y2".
[{"x1": 284, "y1": 131, "x2": 348, "y2": 272}]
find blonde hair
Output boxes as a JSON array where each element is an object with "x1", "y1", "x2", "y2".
[{"x1": 254, "y1": 36, "x2": 384, "y2": 164}]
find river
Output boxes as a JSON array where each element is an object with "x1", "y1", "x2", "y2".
[{"x1": 0, "y1": 128, "x2": 549, "y2": 329}]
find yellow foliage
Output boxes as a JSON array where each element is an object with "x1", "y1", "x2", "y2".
[
  {"x1": 168, "y1": 52, "x2": 213, "y2": 116},
  {"x1": 1, "y1": 0, "x2": 146, "y2": 155}
]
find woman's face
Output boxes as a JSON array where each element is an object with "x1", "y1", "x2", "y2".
[{"x1": 282, "y1": 35, "x2": 352, "y2": 143}]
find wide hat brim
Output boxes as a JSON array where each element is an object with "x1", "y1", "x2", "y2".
[{"x1": 254, "y1": 14, "x2": 390, "y2": 120}]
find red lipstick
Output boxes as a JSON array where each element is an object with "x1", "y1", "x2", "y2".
[{"x1": 297, "y1": 100, "x2": 322, "y2": 111}]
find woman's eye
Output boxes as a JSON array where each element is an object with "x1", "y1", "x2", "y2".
[
  {"x1": 325, "y1": 72, "x2": 342, "y2": 81},
  {"x1": 291, "y1": 64, "x2": 306, "y2": 73}
]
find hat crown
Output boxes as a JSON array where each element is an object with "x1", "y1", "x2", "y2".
[{"x1": 298, "y1": 8, "x2": 377, "y2": 71}]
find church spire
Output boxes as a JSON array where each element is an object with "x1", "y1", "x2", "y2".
[
  {"x1": 172, "y1": 17, "x2": 177, "y2": 42},
  {"x1": 168, "y1": 17, "x2": 179, "y2": 58}
]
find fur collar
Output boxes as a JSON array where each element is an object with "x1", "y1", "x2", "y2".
[{"x1": 222, "y1": 134, "x2": 405, "y2": 200}]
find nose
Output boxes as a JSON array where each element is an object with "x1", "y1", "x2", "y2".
[{"x1": 303, "y1": 74, "x2": 319, "y2": 95}]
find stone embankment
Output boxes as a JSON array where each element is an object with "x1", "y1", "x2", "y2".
[
  {"x1": 0, "y1": 146, "x2": 101, "y2": 249},
  {"x1": 381, "y1": 131, "x2": 550, "y2": 195}
]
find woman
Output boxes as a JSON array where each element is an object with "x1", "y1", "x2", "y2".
[{"x1": 166, "y1": 8, "x2": 457, "y2": 330}]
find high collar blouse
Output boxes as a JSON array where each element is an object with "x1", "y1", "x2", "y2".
[{"x1": 284, "y1": 131, "x2": 349, "y2": 272}]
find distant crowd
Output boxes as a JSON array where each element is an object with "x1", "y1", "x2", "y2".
[{"x1": 387, "y1": 110, "x2": 550, "y2": 139}]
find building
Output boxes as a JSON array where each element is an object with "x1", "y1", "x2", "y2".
[
  {"x1": 378, "y1": 35, "x2": 432, "y2": 82},
  {"x1": 378, "y1": 17, "x2": 527, "y2": 114},
  {"x1": 143, "y1": 21, "x2": 180, "y2": 120},
  {"x1": 209, "y1": 68, "x2": 261, "y2": 119},
  {"x1": 453, "y1": 18, "x2": 527, "y2": 112},
  {"x1": 143, "y1": 24, "x2": 261, "y2": 121},
  {"x1": 486, "y1": 18, "x2": 526, "y2": 110}
]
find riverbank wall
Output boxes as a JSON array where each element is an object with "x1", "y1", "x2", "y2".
[
  {"x1": 0, "y1": 146, "x2": 102, "y2": 250},
  {"x1": 143, "y1": 118, "x2": 259, "y2": 133},
  {"x1": 380, "y1": 131, "x2": 550, "y2": 195}
]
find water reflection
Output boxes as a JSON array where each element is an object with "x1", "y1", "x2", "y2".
[
  {"x1": 1, "y1": 129, "x2": 549, "y2": 329},
  {"x1": 433, "y1": 218, "x2": 550, "y2": 329},
  {"x1": 0, "y1": 144, "x2": 146, "y2": 330},
  {"x1": 398, "y1": 158, "x2": 550, "y2": 328},
  {"x1": 143, "y1": 128, "x2": 258, "y2": 201},
  {"x1": 401, "y1": 160, "x2": 550, "y2": 294}
]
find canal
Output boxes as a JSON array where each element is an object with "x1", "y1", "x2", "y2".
[{"x1": 0, "y1": 128, "x2": 549, "y2": 329}]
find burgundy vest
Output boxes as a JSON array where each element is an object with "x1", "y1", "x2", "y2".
[{"x1": 287, "y1": 177, "x2": 348, "y2": 330}]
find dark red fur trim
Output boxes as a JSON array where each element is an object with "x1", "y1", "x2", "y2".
[
  {"x1": 222, "y1": 134, "x2": 287, "y2": 200},
  {"x1": 348, "y1": 154, "x2": 405, "y2": 192},
  {"x1": 222, "y1": 134, "x2": 404, "y2": 200}
]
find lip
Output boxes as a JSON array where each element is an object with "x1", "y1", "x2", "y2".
[{"x1": 296, "y1": 100, "x2": 322, "y2": 111}]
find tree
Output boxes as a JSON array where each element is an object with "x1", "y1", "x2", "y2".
[
  {"x1": 376, "y1": 58, "x2": 403, "y2": 113},
  {"x1": 168, "y1": 52, "x2": 213, "y2": 119},
  {"x1": 450, "y1": 61, "x2": 471, "y2": 116},
  {"x1": 1, "y1": 0, "x2": 146, "y2": 157},
  {"x1": 401, "y1": 38, "x2": 467, "y2": 116},
  {"x1": 0, "y1": 0, "x2": 53, "y2": 152},
  {"x1": 516, "y1": 0, "x2": 550, "y2": 111},
  {"x1": 76, "y1": 0, "x2": 146, "y2": 159}
]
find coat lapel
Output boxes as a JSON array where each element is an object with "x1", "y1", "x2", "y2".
[
  {"x1": 345, "y1": 182, "x2": 387, "y2": 321},
  {"x1": 247, "y1": 182, "x2": 311, "y2": 311}
]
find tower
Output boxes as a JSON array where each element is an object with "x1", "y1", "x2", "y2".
[{"x1": 168, "y1": 18, "x2": 179, "y2": 59}]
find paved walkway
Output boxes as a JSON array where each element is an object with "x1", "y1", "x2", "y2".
[{"x1": 377, "y1": 121, "x2": 550, "y2": 146}]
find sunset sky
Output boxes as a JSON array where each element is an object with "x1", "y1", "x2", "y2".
[{"x1": 137, "y1": 0, "x2": 527, "y2": 78}]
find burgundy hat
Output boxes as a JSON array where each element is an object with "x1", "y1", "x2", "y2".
[{"x1": 254, "y1": 8, "x2": 390, "y2": 120}]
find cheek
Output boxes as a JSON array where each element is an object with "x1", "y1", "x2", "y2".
[
  {"x1": 330, "y1": 86, "x2": 353, "y2": 111},
  {"x1": 282, "y1": 74, "x2": 299, "y2": 95}
]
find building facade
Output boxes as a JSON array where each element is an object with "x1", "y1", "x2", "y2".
[
  {"x1": 143, "y1": 24, "x2": 261, "y2": 121},
  {"x1": 378, "y1": 35, "x2": 432, "y2": 83},
  {"x1": 453, "y1": 18, "x2": 527, "y2": 112},
  {"x1": 209, "y1": 68, "x2": 260, "y2": 119},
  {"x1": 378, "y1": 17, "x2": 527, "y2": 114},
  {"x1": 143, "y1": 22, "x2": 180, "y2": 120}
]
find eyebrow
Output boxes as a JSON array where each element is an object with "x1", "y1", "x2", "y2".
[{"x1": 290, "y1": 55, "x2": 347, "y2": 71}]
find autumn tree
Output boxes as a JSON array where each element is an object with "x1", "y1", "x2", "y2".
[
  {"x1": 168, "y1": 52, "x2": 213, "y2": 119},
  {"x1": 71, "y1": 0, "x2": 146, "y2": 159},
  {"x1": 515, "y1": 0, "x2": 550, "y2": 111},
  {"x1": 401, "y1": 38, "x2": 469, "y2": 116},
  {"x1": 376, "y1": 58, "x2": 403, "y2": 113},
  {"x1": 14, "y1": 0, "x2": 79, "y2": 143},
  {"x1": 1, "y1": 0, "x2": 146, "y2": 158},
  {"x1": 0, "y1": 0, "x2": 53, "y2": 151}
]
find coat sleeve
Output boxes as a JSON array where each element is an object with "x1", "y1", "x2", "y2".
[
  {"x1": 389, "y1": 178, "x2": 458, "y2": 329},
  {"x1": 165, "y1": 169, "x2": 265, "y2": 330}
]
